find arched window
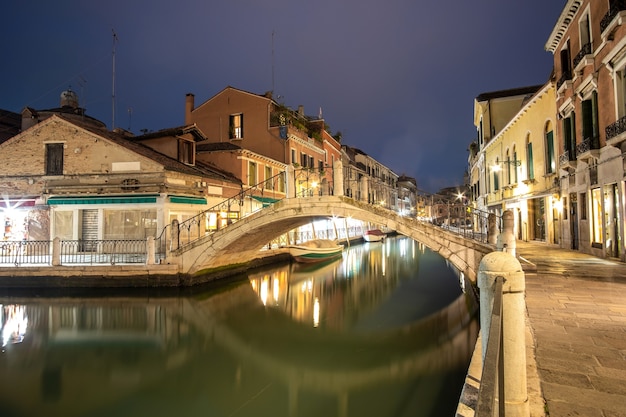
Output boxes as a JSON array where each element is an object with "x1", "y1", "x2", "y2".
[
  {"x1": 506, "y1": 149, "x2": 512, "y2": 185},
  {"x1": 545, "y1": 121, "x2": 555, "y2": 174},
  {"x1": 526, "y1": 134, "x2": 534, "y2": 180}
]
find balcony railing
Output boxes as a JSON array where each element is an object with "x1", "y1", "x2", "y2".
[
  {"x1": 559, "y1": 150, "x2": 577, "y2": 167},
  {"x1": 601, "y1": 0, "x2": 626, "y2": 34},
  {"x1": 556, "y1": 70, "x2": 572, "y2": 89},
  {"x1": 573, "y1": 42, "x2": 592, "y2": 68},
  {"x1": 606, "y1": 115, "x2": 626, "y2": 140},
  {"x1": 576, "y1": 136, "x2": 600, "y2": 154}
]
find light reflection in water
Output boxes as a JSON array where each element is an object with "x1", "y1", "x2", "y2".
[
  {"x1": 247, "y1": 236, "x2": 474, "y2": 333},
  {"x1": 1, "y1": 305, "x2": 28, "y2": 347}
]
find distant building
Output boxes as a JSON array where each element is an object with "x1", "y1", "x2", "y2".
[
  {"x1": 0, "y1": 109, "x2": 20, "y2": 144},
  {"x1": 397, "y1": 175, "x2": 417, "y2": 217},
  {"x1": 341, "y1": 145, "x2": 398, "y2": 210}
]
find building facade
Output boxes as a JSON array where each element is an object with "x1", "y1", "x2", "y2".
[
  {"x1": 184, "y1": 87, "x2": 342, "y2": 199},
  {"x1": 473, "y1": 83, "x2": 560, "y2": 243},
  {"x1": 546, "y1": 0, "x2": 626, "y2": 259},
  {"x1": 0, "y1": 115, "x2": 241, "y2": 243}
]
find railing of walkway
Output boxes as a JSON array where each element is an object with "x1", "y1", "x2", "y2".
[
  {"x1": 0, "y1": 239, "x2": 148, "y2": 266},
  {"x1": 475, "y1": 276, "x2": 505, "y2": 416}
]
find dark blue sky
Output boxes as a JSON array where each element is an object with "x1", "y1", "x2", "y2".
[{"x1": 2, "y1": 1, "x2": 566, "y2": 192}]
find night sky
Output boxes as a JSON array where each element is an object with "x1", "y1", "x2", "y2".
[{"x1": 2, "y1": 1, "x2": 566, "y2": 192}]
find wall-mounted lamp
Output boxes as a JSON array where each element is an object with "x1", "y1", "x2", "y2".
[{"x1": 491, "y1": 160, "x2": 521, "y2": 172}]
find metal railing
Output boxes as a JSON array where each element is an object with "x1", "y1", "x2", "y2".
[
  {"x1": 0, "y1": 239, "x2": 148, "y2": 266},
  {"x1": 60, "y1": 239, "x2": 147, "y2": 265},
  {"x1": 427, "y1": 206, "x2": 501, "y2": 244},
  {"x1": 156, "y1": 172, "x2": 288, "y2": 257},
  {"x1": 475, "y1": 276, "x2": 505, "y2": 416},
  {"x1": 601, "y1": 0, "x2": 626, "y2": 33},
  {"x1": 606, "y1": 114, "x2": 626, "y2": 140},
  {"x1": 0, "y1": 240, "x2": 51, "y2": 266}
]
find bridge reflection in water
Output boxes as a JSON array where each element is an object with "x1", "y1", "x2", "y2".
[{"x1": 0, "y1": 236, "x2": 478, "y2": 417}]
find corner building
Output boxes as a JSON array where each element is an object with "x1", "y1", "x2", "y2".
[{"x1": 547, "y1": 0, "x2": 626, "y2": 259}]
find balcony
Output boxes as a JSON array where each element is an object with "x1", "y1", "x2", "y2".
[
  {"x1": 606, "y1": 115, "x2": 626, "y2": 148},
  {"x1": 576, "y1": 136, "x2": 600, "y2": 162},
  {"x1": 601, "y1": 0, "x2": 626, "y2": 35},
  {"x1": 559, "y1": 150, "x2": 577, "y2": 171},
  {"x1": 573, "y1": 42, "x2": 592, "y2": 69},
  {"x1": 556, "y1": 70, "x2": 572, "y2": 90}
]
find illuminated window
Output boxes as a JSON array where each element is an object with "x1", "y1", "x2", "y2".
[
  {"x1": 248, "y1": 161, "x2": 257, "y2": 186},
  {"x1": 591, "y1": 188, "x2": 602, "y2": 245},
  {"x1": 229, "y1": 114, "x2": 243, "y2": 139},
  {"x1": 265, "y1": 166, "x2": 273, "y2": 190}
]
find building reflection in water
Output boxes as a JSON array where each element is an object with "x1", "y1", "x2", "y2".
[
  {"x1": 0, "y1": 236, "x2": 478, "y2": 417},
  {"x1": 248, "y1": 236, "x2": 467, "y2": 333}
]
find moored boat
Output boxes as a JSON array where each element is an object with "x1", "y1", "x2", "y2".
[
  {"x1": 363, "y1": 229, "x2": 386, "y2": 242},
  {"x1": 287, "y1": 239, "x2": 344, "y2": 263}
]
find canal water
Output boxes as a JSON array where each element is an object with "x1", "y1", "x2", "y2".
[{"x1": 0, "y1": 236, "x2": 479, "y2": 417}]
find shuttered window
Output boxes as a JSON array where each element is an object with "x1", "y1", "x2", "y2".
[{"x1": 46, "y1": 143, "x2": 64, "y2": 175}]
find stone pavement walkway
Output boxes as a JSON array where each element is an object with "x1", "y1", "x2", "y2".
[{"x1": 516, "y1": 240, "x2": 626, "y2": 417}]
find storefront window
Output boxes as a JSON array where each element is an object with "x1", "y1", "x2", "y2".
[
  {"x1": 591, "y1": 188, "x2": 603, "y2": 246},
  {"x1": 103, "y1": 210, "x2": 157, "y2": 239},
  {"x1": 53, "y1": 211, "x2": 74, "y2": 240},
  {"x1": 1, "y1": 210, "x2": 29, "y2": 241}
]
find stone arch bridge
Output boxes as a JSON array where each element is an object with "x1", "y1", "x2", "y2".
[{"x1": 166, "y1": 196, "x2": 494, "y2": 283}]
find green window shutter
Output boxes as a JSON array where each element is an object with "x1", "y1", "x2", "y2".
[{"x1": 527, "y1": 143, "x2": 534, "y2": 180}]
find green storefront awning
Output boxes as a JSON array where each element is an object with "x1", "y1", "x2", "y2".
[
  {"x1": 47, "y1": 195, "x2": 159, "y2": 205},
  {"x1": 169, "y1": 196, "x2": 207, "y2": 205},
  {"x1": 251, "y1": 195, "x2": 281, "y2": 207}
]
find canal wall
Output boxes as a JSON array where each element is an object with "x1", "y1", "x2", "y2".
[{"x1": 0, "y1": 250, "x2": 292, "y2": 288}]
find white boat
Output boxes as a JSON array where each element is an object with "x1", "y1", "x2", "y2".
[
  {"x1": 363, "y1": 229, "x2": 386, "y2": 242},
  {"x1": 287, "y1": 239, "x2": 343, "y2": 263}
]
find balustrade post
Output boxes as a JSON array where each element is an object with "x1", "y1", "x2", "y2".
[
  {"x1": 497, "y1": 209, "x2": 516, "y2": 257},
  {"x1": 487, "y1": 213, "x2": 498, "y2": 244},
  {"x1": 333, "y1": 159, "x2": 343, "y2": 197},
  {"x1": 146, "y1": 236, "x2": 156, "y2": 265},
  {"x1": 286, "y1": 165, "x2": 296, "y2": 199},
  {"x1": 478, "y1": 251, "x2": 529, "y2": 417},
  {"x1": 170, "y1": 219, "x2": 180, "y2": 251},
  {"x1": 52, "y1": 237, "x2": 61, "y2": 266}
]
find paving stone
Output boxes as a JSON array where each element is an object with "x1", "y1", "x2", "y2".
[{"x1": 516, "y1": 241, "x2": 626, "y2": 416}]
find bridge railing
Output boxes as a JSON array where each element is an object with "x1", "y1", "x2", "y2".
[
  {"x1": 156, "y1": 172, "x2": 287, "y2": 257},
  {"x1": 475, "y1": 275, "x2": 505, "y2": 416},
  {"x1": 424, "y1": 206, "x2": 501, "y2": 245}
]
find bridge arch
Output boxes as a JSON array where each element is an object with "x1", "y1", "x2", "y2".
[{"x1": 170, "y1": 196, "x2": 493, "y2": 282}]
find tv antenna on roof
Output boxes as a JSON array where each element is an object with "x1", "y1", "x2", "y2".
[{"x1": 112, "y1": 29, "x2": 118, "y2": 129}]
